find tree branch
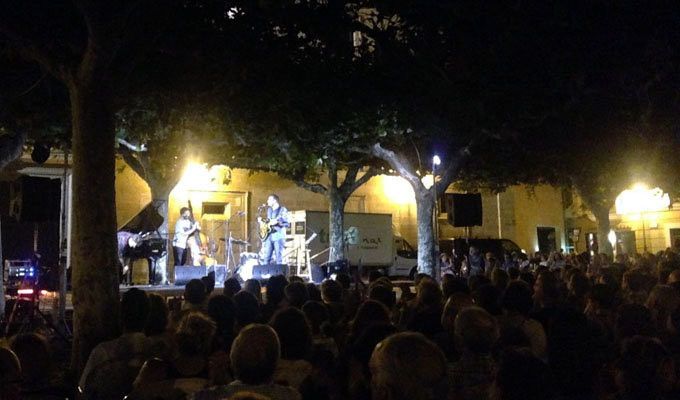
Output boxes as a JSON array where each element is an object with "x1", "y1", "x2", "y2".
[
  {"x1": 348, "y1": 166, "x2": 379, "y2": 194},
  {"x1": 116, "y1": 137, "x2": 147, "y2": 152},
  {"x1": 371, "y1": 142, "x2": 422, "y2": 189},
  {"x1": 295, "y1": 179, "x2": 328, "y2": 195},
  {"x1": 339, "y1": 164, "x2": 361, "y2": 193},
  {"x1": 436, "y1": 146, "x2": 472, "y2": 196}
]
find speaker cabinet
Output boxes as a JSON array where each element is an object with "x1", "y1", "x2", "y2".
[
  {"x1": 446, "y1": 193, "x2": 483, "y2": 227},
  {"x1": 251, "y1": 264, "x2": 288, "y2": 280},
  {"x1": 174, "y1": 265, "x2": 207, "y2": 286},
  {"x1": 207, "y1": 264, "x2": 227, "y2": 285}
]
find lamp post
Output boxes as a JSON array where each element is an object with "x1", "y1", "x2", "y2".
[
  {"x1": 615, "y1": 184, "x2": 670, "y2": 255},
  {"x1": 432, "y1": 155, "x2": 441, "y2": 280}
]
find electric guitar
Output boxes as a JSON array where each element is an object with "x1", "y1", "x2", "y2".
[{"x1": 258, "y1": 217, "x2": 283, "y2": 240}]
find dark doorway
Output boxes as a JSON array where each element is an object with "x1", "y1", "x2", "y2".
[
  {"x1": 537, "y1": 227, "x2": 557, "y2": 254},
  {"x1": 670, "y1": 228, "x2": 680, "y2": 250}
]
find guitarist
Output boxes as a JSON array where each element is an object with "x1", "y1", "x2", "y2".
[
  {"x1": 259, "y1": 194, "x2": 290, "y2": 264},
  {"x1": 172, "y1": 207, "x2": 201, "y2": 267}
]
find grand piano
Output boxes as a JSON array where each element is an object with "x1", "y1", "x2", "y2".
[{"x1": 119, "y1": 203, "x2": 167, "y2": 285}]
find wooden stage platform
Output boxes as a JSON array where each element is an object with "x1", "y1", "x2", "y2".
[{"x1": 118, "y1": 283, "x2": 225, "y2": 299}]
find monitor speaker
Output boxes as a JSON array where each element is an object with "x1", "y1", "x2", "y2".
[
  {"x1": 174, "y1": 265, "x2": 207, "y2": 286},
  {"x1": 446, "y1": 193, "x2": 483, "y2": 227},
  {"x1": 207, "y1": 264, "x2": 227, "y2": 285},
  {"x1": 252, "y1": 264, "x2": 288, "y2": 280}
]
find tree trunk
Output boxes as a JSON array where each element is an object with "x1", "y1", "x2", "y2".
[
  {"x1": 328, "y1": 189, "x2": 346, "y2": 263},
  {"x1": 69, "y1": 78, "x2": 120, "y2": 374},
  {"x1": 593, "y1": 206, "x2": 613, "y2": 256},
  {"x1": 415, "y1": 189, "x2": 435, "y2": 276}
]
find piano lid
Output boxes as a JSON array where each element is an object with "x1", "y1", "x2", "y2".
[{"x1": 118, "y1": 202, "x2": 164, "y2": 233}]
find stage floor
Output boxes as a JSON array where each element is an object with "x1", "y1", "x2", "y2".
[{"x1": 118, "y1": 283, "x2": 225, "y2": 298}]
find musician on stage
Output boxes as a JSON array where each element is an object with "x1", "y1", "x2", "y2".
[
  {"x1": 172, "y1": 207, "x2": 200, "y2": 267},
  {"x1": 259, "y1": 194, "x2": 290, "y2": 264},
  {"x1": 117, "y1": 231, "x2": 140, "y2": 285}
]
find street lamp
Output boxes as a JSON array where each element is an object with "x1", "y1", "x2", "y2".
[
  {"x1": 615, "y1": 184, "x2": 671, "y2": 253},
  {"x1": 432, "y1": 155, "x2": 441, "y2": 280}
]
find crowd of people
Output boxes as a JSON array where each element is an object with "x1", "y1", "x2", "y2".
[{"x1": 2, "y1": 248, "x2": 680, "y2": 399}]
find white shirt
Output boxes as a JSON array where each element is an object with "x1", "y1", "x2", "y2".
[{"x1": 173, "y1": 218, "x2": 193, "y2": 248}]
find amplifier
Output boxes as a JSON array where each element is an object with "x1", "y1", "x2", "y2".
[{"x1": 174, "y1": 265, "x2": 207, "y2": 286}]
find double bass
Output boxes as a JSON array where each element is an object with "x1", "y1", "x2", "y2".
[{"x1": 186, "y1": 200, "x2": 208, "y2": 266}]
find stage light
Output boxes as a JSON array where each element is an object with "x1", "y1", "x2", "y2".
[
  {"x1": 432, "y1": 155, "x2": 441, "y2": 166},
  {"x1": 178, "y1": 162, "x2": 210, "y2": 189},
  {"x1": 615, "y1": 184, "x2": 670, "y2": 215},
  {"x1": 17, "y1": 288, "x2": 34, "y2": 295}
]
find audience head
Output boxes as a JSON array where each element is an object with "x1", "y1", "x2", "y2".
[
  {"x1": 616, "y1": 303, "x2": 654, "y2": 342},
  {"x1": 491, "y1": 348, "x2": 554, "y2": 400},
  {"x1": 588, "y1": 283, "x2": 616, "y2": 311},
  {"x1": 265, "y1": 275, "x2": 288, "y2": 305},
  {"x1": 269, "y1": 307, "x2": 312, "y2": 360},
  {"x1": 368, "y1": 270, "x2": 384, "y2": 284},
  {"x1": 144, "y1": 293, "x2": 169, "y2": 336},
  {"x1": 473, "y1": 284, "x2": 502, "y2": 315},
  {"x1": 230, "y1": 324, "x2": 280, "y2": 385},
  {"x1": 335, "y1": 272, "x2": 351, "y2": 289},
  {"x1": 416, "y1": 279, "x2": 443, "y2": 308},
  {"x1": 501, "y1": 281, "x2": 534, "y2": 316},
  {"x1": 468, "y1": 275, "x2": 491, "y2": 293},
  {"x1": 454, "y1": 306, "x2": 499, "y2": 355},
  {"x1": 508, "y1": 267, "x2": 520, "y2": 280},
  {"x1": 622, "y1": 269, "x2": 646, "y2": 292},
  {"x1": 184, "y1": 279, "x2": 207, "y2": 306},
  {"x1": 302, "y1": 300, "x2": 330, "y2": 335},
  {"x1": 441, "y1": 275, "x2": 467, "y2": 298},
  {"x1": 306, "y1": 282, "x2": 322, "y2": 301},
  {"x1": 615, "y1": 336, "x2": 675, "y2": 400},
  {"x1": 0, "y1": 347, "x2": 21, "y2": 400},
  {"x1": 320, "y1": 279, "x2": 343, "y2": 303},
  {"x1": 223, "y1": 277, "x2": 242, "y2": 298},
  {"x1": 208, "y1": 295, "x2": 236, "y2": 345},
  {"x1": 244, "y1": 279, "x2": 263, "y2": 303},
  {"x1": 568, "y1": 271, "x2": 592, "y2": 298},
  {"x1": 370, "y1": 332, "x2": 447, "y2": 400},
  {"x1": 491, "y1": 268, "x2": 509, "y2": 290},
  {"x1": 351, "y1": 300, "x2": 390, "y2": 339},
  {"x1": 548, "y1": 307, "x2": 603, "y2": 397},
  {"x1": 201, "y1": 274, "x2": 215, "y2": 295},
  {"x1": 369, "y1": 283, "x2": 396, "y2": 310},
  {"x1": 234, "y1": 290, "x2": 262, "y2": 328},
  {"x1": 350, "y1": 322, "x2": 397, "y2": 371},
  {"x1": 121, "y1": 287, "x2": 149, "y2": 332},
  {"x1": 175, "y1": 311, "x2": 217, "y2": 357},
  {"x1": 9, "y1": 333, "x2": 50, "y2": 385},
  {"x1": 667, "y1": 269, "x2": 680, "y2": 285},
  {"x1": 534, "y1": 270, "x2": 560, "y2": 306},
  {"x1": 284, "y1": 281, "x2": 309, "y2": 309},
  {"x1": 645, "y1": 284, "x2": 680, "y2": 330},
  {"x1": 441, "y1": 293, "x2": 474, "y2": 335}
]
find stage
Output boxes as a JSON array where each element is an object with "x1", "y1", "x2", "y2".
[{"x1": 118, "y1": 283, "x2": 225, "y2": 299}]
